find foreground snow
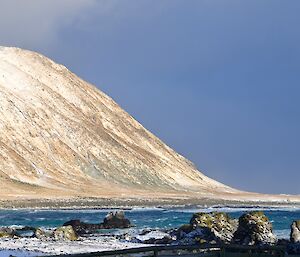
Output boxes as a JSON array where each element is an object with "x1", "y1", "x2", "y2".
[{"x1": 0, "y1": 236, "x2": 148, "y2": 255}]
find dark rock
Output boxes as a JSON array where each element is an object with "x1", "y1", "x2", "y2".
[
  {"x1": 287, "y1": 243, "x2": 300, "y2": 255},
  {"x1": 143, "y1": 235, "x2": 173, "y2": 244},
  {"x1": 64, "y1": 211, "x2": 132, "y2": 235},
  {"x1": 232, "y1": 211, "x2": 277, "y2": 245},
  {"x1": 103, "y1": 211, "x2": 131, "y2": 229},
  {"x1": 178, "y1": 224, "x2": 193, "y2": 234},
  {"x1": 63, "y1": 219, "x2": 103, "y2": 235},
  {"x1": 290, "y1": 220, "x2": 300, "y2": 243}
]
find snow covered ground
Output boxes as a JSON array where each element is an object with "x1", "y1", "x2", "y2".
[{"x1": 0, "y1": 235, "x2": 149, "y2": 256}]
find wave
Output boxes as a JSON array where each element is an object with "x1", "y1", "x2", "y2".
[
  {"x1": 166, "y1": 206, "x2": 300, "y2": 214},
  {"x1": 274, "y1": 229, "x2": 290, "y2": 239}
]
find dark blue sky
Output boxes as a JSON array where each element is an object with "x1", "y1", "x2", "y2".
[{"x1": 1, "y1": 1, "x2": 299, "y2": 194}]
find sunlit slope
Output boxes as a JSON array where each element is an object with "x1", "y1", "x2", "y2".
[{"x1": 0, "y1": 47, "x2": 298, "y2": 203}]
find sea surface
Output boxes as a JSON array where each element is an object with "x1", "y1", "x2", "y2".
[{"x1": 0, "y1": 206, "x2": 299, "y2": 256}]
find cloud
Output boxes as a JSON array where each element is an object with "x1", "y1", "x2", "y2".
[
  {"x1": 0, "y1": 0, "x2": 96, "y2": 49},
  {"x1": 0, "y1": 0, "x2": 179, "y2": 51}
]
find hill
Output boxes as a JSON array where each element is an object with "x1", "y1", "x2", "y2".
[{"x1": 0, "y1": 47, "x2": 298, "y2": 204}]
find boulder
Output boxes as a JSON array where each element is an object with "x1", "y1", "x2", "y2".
[
  {"x1": 232, "y1": 211, "x2": 277, "y2": 245},
  {"x1": 178, "y1": 224, "x2": 193, "y2": 234},
  {"x1": 63, "y1": 219, "x2": 103, "y2": 235},
  {"x1": 103, "y1": 211, "x2": 131, "y2": 229},
  {"x1": 290, "y1": 220, "x2": 300, "y2": 243},
  {"x1": 34, "y1": 228, "x2": 53, "y2": 240},
  {"x1": 63, "y1": 211, "x2": 132, "y2": 234},
  {"x1": 0, "y1": 227, "x2": 15, "y2": 238},
  {"x1": 190, "y1": 212, "x2": 238, "y2": 243},
  {"x1": 171, "y1": 212, "x2": 237, "y2": 245},
  {"x1": 53, "y1": 226, "x2": 78, "y2": 241}
]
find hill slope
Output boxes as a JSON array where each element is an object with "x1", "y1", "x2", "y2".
[{"x1": 0, "y1": 47, "x2": 298, "y2": 203}]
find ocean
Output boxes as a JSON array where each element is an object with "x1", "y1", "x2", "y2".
[{"x1": 0, "y1": 207, "x2": 299, "y2": 256}]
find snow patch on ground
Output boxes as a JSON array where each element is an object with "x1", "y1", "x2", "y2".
[{"x1": 0, "y1": 236, "x2": 149, "y2": 255}]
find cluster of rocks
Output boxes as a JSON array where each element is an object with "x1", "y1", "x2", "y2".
[
  {"x1": 63, "y1": 211, "x2": 132, "y2": 235},
  {"x1": 127, "y1": 211, "x2": 300, "y2": 255},
  {"x1": 0, "y1": 225, "x2": 78, "y2": 241},
  {"x1": 0, "y1": 209, "x2": 299, "y2": 255},
  {"x1": 150, "y1": 212, "x2": 238, "y2": 246},
  {"x1": 0, "y1": 211, "x2": 131, "y2": 241},
  {"x1": 166, "y1": 211, "x2": 278, "y2": 246},
  {"x1": 178, "y1": 211, "x2": 299, "y2": 247}
]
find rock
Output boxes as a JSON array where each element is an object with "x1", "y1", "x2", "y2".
[
  {"x1": 232, "y1": 211, "x2": 277, "y2": 245},
  {"x1": 169, "y1": 212, "x2": 237, "y2": 245},
  {"x1": 189, "y1": 212, "x2": 238, "y2": 243},
  {"x1": 287, "y1": 243, "x2": 300, "y2": 255},
  {"x1": 287, "y1": 221, "x2": 300, "y2": 255},
  {"x1": 103, "y1": 211, "x2": 131, "y2": 229},
  {"x1": 290, "y1": 220, "x2": 300, "y2": 243},
  {"x1": 63, "y1": 219, "x2": 103, "y2": 235},
  {"x1": 34, "y1": 228, "x2": 53, "y2": 240},
  {"x1": 143, "y1": 235, "x2": 173, "y2": 245},
  {"x1": 53, "y1": 226, "x2": 78, "y2": 241},
  {"x1": 178, "y1": 224, "x2": 193, "y2": 234},
  {"x1": 63, "y1": 211, "x2": 132, "y2": 235},
  {"x1": 34, "y1": 228, "x2": 46, "y2": 239},
  {"x1": 0, "y1": 227, "x2": 15, "y2": 238}
]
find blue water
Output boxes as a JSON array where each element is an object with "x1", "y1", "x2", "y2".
[{"x1": 0, "y1": 207, "x2": 299, "y2": 238}]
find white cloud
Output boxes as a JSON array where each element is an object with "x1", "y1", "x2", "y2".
[{"x1": 0, "y1": 0, "x2": 96, "y2": 49}]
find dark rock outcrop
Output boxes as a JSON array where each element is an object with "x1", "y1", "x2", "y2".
[
  {"x1": 63, "y1": 220, "x2": 103, "y2": 235},
  {"x1": 232, "y1": 211, "x2": 277, "y2": 245},
  {"x1": 103, "y1": 211, "x2": 131, "y2": 229},
  {"x1": 64, "y1": 211, "x2": 132, "y2": 235}
]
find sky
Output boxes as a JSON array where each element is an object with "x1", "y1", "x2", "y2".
[{"x1": 0, "y1": 0, "x2": 299, "y2": 194}]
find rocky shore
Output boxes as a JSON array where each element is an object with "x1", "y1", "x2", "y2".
[{"x1": 0, "y1": 210, "x2": 299, "y2": 255}]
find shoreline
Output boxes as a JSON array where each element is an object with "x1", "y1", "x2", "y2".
[
  {"x1": 0, "y1": 207, "x2": 298, "y2": 255},
  {"x1": 0, "y1": 197, "x2": 300, "y2": 210}
]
